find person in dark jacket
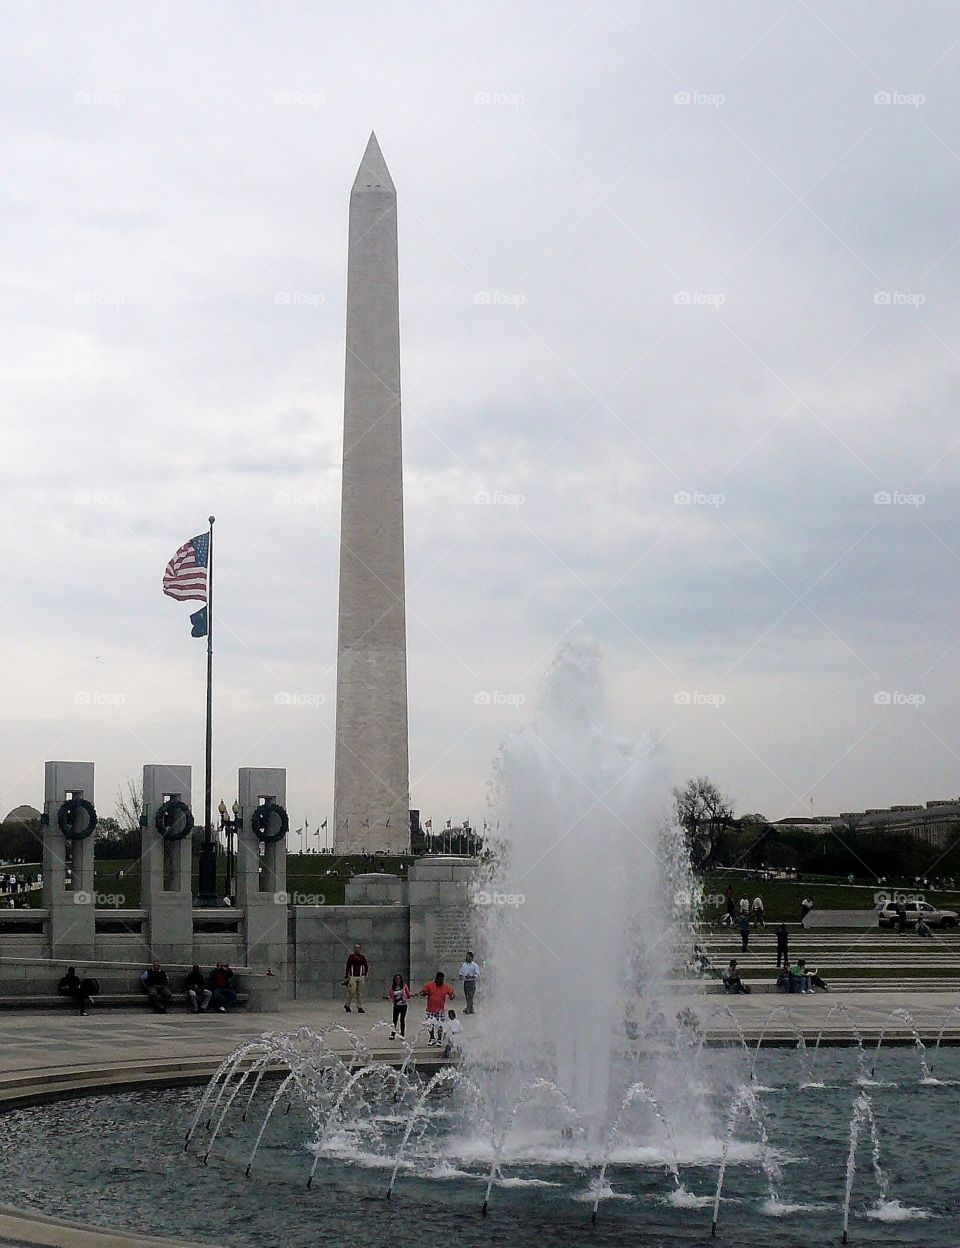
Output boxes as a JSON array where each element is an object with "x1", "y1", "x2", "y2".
[
  {"x1": 738, "y1": 912, "x2": 750, "y2": 952},
  {"x1": 209, "y1": 962, "x2": 239, "y2": 1012},
  {"x1": 142, "y1": 959, "x2": 173, "y2": 1013},
  {"x1": 184, "y1": 965, "x2": 212, "y2": 1013},
  {"x1": 775, "y1": 923, "x2": 789, "y2": 969},
  {"x1": 57, "y1": 966, "x2": 97, "y2": 1016}
]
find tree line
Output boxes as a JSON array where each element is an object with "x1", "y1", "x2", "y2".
[{"x1": 673, "y1": 775, "x2": 960, "y2": 880}]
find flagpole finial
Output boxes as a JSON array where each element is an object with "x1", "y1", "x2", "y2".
[{"x1": 208, "y1": 515, "x2": 216, "y2": 525}]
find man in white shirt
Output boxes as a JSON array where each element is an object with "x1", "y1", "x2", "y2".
[{"x1": 458, "y1": 951, "x2": 481, "y2": 1014}]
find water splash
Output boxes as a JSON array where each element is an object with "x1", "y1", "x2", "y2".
[
  {"x1": 812, "y1": 1002, "x2": 867, "y2": 1082},
  {"x1": 871, "y1": 1008, "x2": 931, "y2": 1082},
  {"x1": 711, "y1": 1084, "x2": 781, "y2": 1236},
  {"x1": 750, "y1": 1006, "x2": 814, "y2": 1085},
  {"x1": 476, "y1": 638, "x2": 686, "y2": 1138}
]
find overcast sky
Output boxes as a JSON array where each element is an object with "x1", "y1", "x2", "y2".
[{"x1": 2, "y1": 1, "x2": 960, "y2": 833}]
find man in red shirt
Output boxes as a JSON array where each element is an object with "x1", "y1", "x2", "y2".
[
  {"x1": 343, "y1": 943, "x2": 369, "y2": 1013},
  {"x1": 420, "y1": 971, "x2": 455, "y2": 1046}
]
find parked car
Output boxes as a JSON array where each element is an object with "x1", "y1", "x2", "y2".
[{"x1": 876, "y1": 900, "x2": 958, "y2": 929}]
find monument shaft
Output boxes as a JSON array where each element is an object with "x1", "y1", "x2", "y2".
[{"x1": 333, "y1": 134, "x2": 410, "y2": 852}]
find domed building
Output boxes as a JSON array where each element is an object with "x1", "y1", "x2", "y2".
[{"x1": 3, "y1": 805, "x2": 41, "y2": 823}]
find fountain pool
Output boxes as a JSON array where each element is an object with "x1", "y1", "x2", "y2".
[{"x1": 0, "y1": 1045, "x2": 956, "y2": 1246}]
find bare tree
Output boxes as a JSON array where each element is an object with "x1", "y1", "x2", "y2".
[
  {"x1": 115, "y1": 779, "x2": 143, "y2": 833},
  {"x1": 673, "y1": 776, "x2": 735, "y2": 869}
]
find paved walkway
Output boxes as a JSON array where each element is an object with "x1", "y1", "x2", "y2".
[{"x1": 1, "y1": 990, "x2": 959, "y2": 1090}]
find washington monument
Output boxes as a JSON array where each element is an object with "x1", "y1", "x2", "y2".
[{"x1": 332, "y1": 133, "x2": 410, "y2": 853}]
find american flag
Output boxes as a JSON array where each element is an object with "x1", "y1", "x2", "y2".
[{"x1": 163, "y1": 533, "x2": 209, "y2": 602}]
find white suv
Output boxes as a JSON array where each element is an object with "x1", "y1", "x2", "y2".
[{"x1": 876, "y1": 900, "x2": 958, "y2": 930}]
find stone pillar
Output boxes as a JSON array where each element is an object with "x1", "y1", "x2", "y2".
[
  {"x1": 236, "y1": 767, "x2": 288, "y2": 975},
  {"x1": 42, "y1": 761, "x2": 96, "y2": 960},
  {"x1": 141, "y1": 764, "x2": 194, "y2": 966},
  {"x1": 407, "y1": 856, "x2": 477, "y2": 990}
]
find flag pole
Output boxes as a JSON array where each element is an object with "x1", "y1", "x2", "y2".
[{"x1": 198, "y1": 515, "x2": 217, "y2": 904}]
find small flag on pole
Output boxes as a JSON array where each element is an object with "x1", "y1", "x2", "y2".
[
  {"x1": 320, "y1": 818, "x2": 328, "y2": 830},
  {"x1": 164, "y1": 533, "x2": 209, "y2": 635}
]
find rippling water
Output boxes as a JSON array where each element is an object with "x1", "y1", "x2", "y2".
[{"x1": 0, "y1": 1046, "x2": 956, "y2": 1247}]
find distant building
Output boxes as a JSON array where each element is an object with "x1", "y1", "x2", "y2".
[
  {"x1": 3, "y1": 805, "x2": 41, "y2": 824},
  {"x1": 770, "y1": 815, "x2": 837, "y2": 833},
  {"x1": 773, "y1": 801, "x2": 960, "y2": 850},
  {"x1": 844, "y1": 800, "x2": 960, "y2": 850}
]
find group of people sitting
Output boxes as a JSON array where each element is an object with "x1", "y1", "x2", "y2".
[
  {"x1": 56, "y1": 960, "x2": 241, "y2": 1015},
  {"x1": 141, "y1": 960, "x2": 239, "y2": 1014},
  {"x1": 722, "y1": 956, "x2": 829, "y2": 995}
]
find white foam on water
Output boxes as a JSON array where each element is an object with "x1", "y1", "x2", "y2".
[
  {"x1": 422, "y1": 1162, "x2": 479, "y2": 1181},
  {"x1": 665, "y1": 1186, "x2": 713, "y2": 1208},
  {"x1": 572, "y1": 1182, "x2": 635, "y2": 1203},
  {"x1": 762, "y1": 1197, "x2": 831, "y2": 1217},
  {"x1": 864, "y1": 1198, "x2": 932, "y2": 1222},
  {"x1": 495, "y1": 1176, "x2": 563, "y2": 1189}
]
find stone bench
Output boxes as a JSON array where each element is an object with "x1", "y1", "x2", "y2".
[
  {"x1": 0, "y1": 991, "x2": 250, "y2": 1011},
  {"x1": 0, "y1": 957, "x2": 280, "y2": 1012}
]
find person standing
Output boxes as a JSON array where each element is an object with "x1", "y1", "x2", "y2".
[
  {"x1": 442, "y1": 1008, "x2": 463, "y2": 1058},
  {"x1": 724, "y1": 884, "x2": 736, "y2": 923},
  {"x1": 420, "y1": 972, "x2": 455, "y2": 1046},
  {"x1": 386, "y1": 973, "x2": 410, "y2": 1039},
  {"x1": 343, "y1": 943, "x2": 369, "y2": 1013},
  {"x1": 751, "y1": 896, "x2": 765, "y2": 929},
  {"x1": 775, "y1": 922, "x2": 789, "y2": 969},
  {"x1": 458, "y1": 951, "x2": 480, "y2": 1014},
  {"x1": 800, "y1": 897, "x2": 814, "y2": 923},
  {"x1": 738, "y1": 911, "x2": 750, "y2": 952}
]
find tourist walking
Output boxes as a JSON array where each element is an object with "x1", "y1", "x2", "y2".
[
  {"x1": 142, "y1": 959, "x2": 173, "y2": 1013},
  {"x1": 343, "y1": 943, "x2": 369, "y2": 1013},
  {"x1": 896, "y1": 901, "x2": 907, "y2": 934},
  {"x1": 775, "y1": 922, "x2": 789, "y2": 969},
  {"x1": 738, "y1": 911, "x2": 750, "y2": 952},
  {"x1": 386, "y1": 973, "x2": 410, "y2": 1039},
  {"x1": 458, "y1": 950, "x2": 481, "y2": 1014},
  {"x1": 184, "y1": 964, "x2": 212, "y2": 1013},
  {"x1": 724, "y1": 884, "x2": 736, "y2": 923},
  {"x1": 751, "y1": 896, "x2": 765, "y2": 928},
  {"x1": 420, "y1": 972, "x2": 455, "y2": 1047},
  {"x1": 800, "y1": 897, "x2": 814, "y2": 923}
]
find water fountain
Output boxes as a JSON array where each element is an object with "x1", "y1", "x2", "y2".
[{"x1": 169, "y1": 644, "x2": 956, "y2": 1243}]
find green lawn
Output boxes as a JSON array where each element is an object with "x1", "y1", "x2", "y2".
[
  {"x1": 701, "y1": 874, "x2": 960, "y2": 922},
  {"x1": 78, "y1": 853, "x2": 416, "y2": 908}
]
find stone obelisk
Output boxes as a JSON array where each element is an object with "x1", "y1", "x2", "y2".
[{"x1": 333, "y1": 133, "x2": 410, "y2": 853}]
